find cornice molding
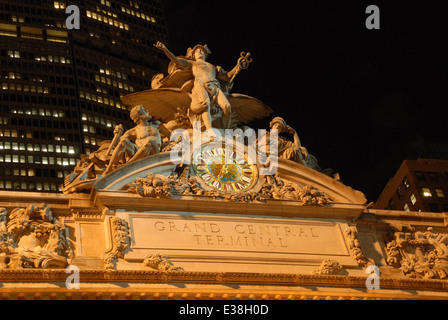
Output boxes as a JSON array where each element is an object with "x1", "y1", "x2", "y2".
[{"x1": 1, "y1": 270, "x2": 448, "y2": 292}]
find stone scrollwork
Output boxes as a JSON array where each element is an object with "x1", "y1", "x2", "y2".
[
  {"x1": 385, "y1": 227, "x2": 448, "y2": 279},
  {"x1": 142, "y1": 253, "x2": 184, "y2": 272},
  {"x1": 0, "y1": 204, "x2": 73, "y2": 269},
  {"x1": 103, "y1": 216, "x2": 129, "y2": 270}
]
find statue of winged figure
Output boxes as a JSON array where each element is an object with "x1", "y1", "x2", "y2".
[{"x1": 120, "y1": 42, "x2": 273, "y2": 132}]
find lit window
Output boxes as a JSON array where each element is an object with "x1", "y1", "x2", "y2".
[
  {"x1": 410, "y1": 193, "x2": 416, "y2": 205},
  {"x1": 403, "y1": 177, "x2": 410, "y2": 189},
  {"x1": 436, "y1": 189, "x2": 445, "y2": 198},
  {"x1": 403, "y1": 203, "x2": 410, "y2": 211},
  {"x1": 422, "y1": 188, "x2": 432, "y2": 197}
]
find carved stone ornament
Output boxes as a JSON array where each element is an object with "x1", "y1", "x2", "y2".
[
  {"x1": 312, "y1": 259, "x2": 343, "y2": 275},
  {"x1": 344, "y1": 227, "x2": 368, "y2": 267},
  {"x1": 142, "y1": 253, "x2": 184, "y2": 272},
  {"x1": 123, "y1": 170, "x2": 333, "y2": 206},
  {"x1": 0, "y1": 204, "x2": 73, "y2": 269},
  {"x1": 386, "y1": 227, "x2": 448, "y2": 279},
  {"x1": 103, "y1": 217, "x2": 129, "y2": 270}
]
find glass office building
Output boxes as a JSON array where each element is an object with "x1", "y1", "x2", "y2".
[{"x1": 0, "y1": 0, "x2": 169, "y2": 192}]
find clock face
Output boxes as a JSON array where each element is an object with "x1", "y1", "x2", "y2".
[{"x1": 192, "y1": 142, "x2": 256, "y2": 192}]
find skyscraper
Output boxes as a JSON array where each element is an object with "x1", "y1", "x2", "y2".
[{"x1": 0, "y1": 0, "x2": 169, "y2": 192}]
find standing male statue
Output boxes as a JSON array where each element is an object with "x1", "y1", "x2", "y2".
[{"x1": 153, "y1": 41, "x2": 249, "y2": 130}]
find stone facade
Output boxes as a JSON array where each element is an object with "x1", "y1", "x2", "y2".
[
  {"x1": 1, "y1": 42, "x2": 447, "y2": 301},
  {"x1": 1, "y1": 155, "x2": 448, "y2": 300}
]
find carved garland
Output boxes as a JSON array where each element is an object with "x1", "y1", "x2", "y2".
[
  {"x1": 103, "y1": 217, "x2": 129, "y2": 270},
  {"x1": 312, "y1": 259, "x2": 343, "y2": 275},
  {"x1": 142, "y1": 253, "x2": 184, "y2": 272},
  {"x1": 344, "y1": 227, "x2": 368, "y2": 267},
  {"x1": 123, "y1": 172, "x2": 332, "y2": 206}
]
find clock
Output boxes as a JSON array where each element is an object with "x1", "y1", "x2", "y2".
[{"x1": 192, "y1": 142, "x2": 257, "y2": 192}]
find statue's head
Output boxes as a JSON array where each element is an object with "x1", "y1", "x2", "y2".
[
  {"x1": 186, "y1": 44, "x2": 211, "y2": 60},
  {"x1": 269, "y1": 117, "x2": 287, "y2": 132},
  {"x1": 130, "y1": 105, "x2": 151, "y2": 123}
]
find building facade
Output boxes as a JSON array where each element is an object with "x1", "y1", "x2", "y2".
[
  {"x1": 0, "y1": 0, "x2": 169, "y2": 193},
  {"x1": 1, "y1": 59, "x2": 448, "y2": 300},
  {"x1": 374, "y1": 158, "x2": 448, "y2": 213},
  {"x1": 2, "y1": 154, "x2": 448, "y2": 300}
]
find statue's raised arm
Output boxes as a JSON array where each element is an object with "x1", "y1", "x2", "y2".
[{"x1": 154, "y1": 41, "x2": 190, "y2": 69}]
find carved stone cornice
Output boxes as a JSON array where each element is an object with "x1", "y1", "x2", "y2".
[
  {"x1": 94, "y1": 190, "x2": 364, "y2": 220},
  {"x1": 1, "y1": 270, "x2": 448, "y2": 293},
  {"x1": 70, "y1": 209, "x2": 105, "y2": 220}
]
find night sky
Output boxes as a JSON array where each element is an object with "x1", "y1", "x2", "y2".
[{"x1": 161, "y1": 1, "x2": 448, "y2": 202}]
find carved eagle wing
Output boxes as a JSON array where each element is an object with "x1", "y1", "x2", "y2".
[
  {"x1": 227, "y1": 93, "x2": 273, "y2": 125},
  {"x1": 121, "y1": 88, "x2": 192, "y2": 123}
]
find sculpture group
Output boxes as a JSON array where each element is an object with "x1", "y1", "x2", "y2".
[{"x1": 63, "y1": 42, "x2": 326, "y2": 196}]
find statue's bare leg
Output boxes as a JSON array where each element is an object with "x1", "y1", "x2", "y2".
[
  {"x1": 216, "y1": 91, "x2": 231, "y2": 129},
  {"x1": 192, "y1": 85, "x2": 212, "y2": 131},
  {"x1": 201, "y1": 110, "x2": 213, "y2": 131},
  {"x1": 104, "y1": 139, "x2": 135, "y2": 174}
]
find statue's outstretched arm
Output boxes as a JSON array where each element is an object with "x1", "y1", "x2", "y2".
[{"x1": 154, "y1": 41, "x2": 190, "y2": 69}]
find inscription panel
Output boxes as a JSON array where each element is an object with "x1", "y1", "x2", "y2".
[{"x1": 128, "y1": 213, "x2": 349, "y2": 256}]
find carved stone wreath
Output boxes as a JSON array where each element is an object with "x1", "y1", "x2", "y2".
[
  {"x1": 385, "y1": 227, "x2": 448, "y2": 280},
  {"x1": 0, "y1": 204, "x2": 73, "y2": 269}
]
